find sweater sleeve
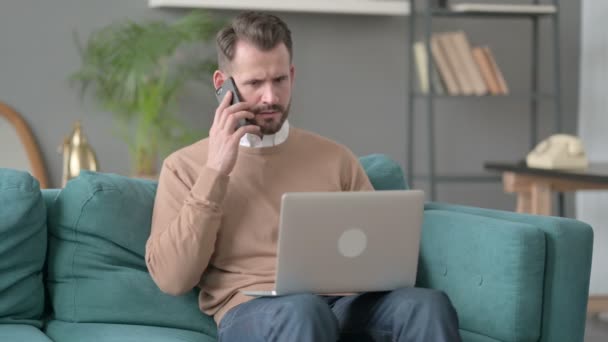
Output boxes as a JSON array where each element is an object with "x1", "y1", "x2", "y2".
[
  {"x1": 145, "y1": 161, "x2": 229, "y2": 295},
  {"x1": 342, "y1": 149, "x2": 374, "y2": 191}
]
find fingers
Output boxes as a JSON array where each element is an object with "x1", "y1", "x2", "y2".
[
  {"x1": 224, "y1": 111, "x2": 255, "y2": 132},
  {"x1": 213, "y1": 91, "x2": 233, "y2": 128},
  {"x1": 218, "y1": 103, "x2": 252, "y2": 130}
]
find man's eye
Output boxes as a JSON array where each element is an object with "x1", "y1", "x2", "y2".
[{"x1": 249, "y1": 81, "x2": 260, "y2": 86}]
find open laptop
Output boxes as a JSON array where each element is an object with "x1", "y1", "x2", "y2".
[{"x1": 242, "y1": 190, "x2": 425, "y2": 297}]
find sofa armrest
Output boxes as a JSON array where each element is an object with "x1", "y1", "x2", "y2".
[
  {"x1": 425, "y1": 203, "x2": 593, "y2": 342},
  {"x1": 417, "y1": 208, "x2": 546, "y2": 342}
]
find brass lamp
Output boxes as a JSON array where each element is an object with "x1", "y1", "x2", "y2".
[{"x1": 60, "y1": 121, "x2": 99, "y2": 187}]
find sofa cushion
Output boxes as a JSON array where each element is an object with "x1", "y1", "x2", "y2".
[
  {"x1": 47, "y1": 171, "x2": 216, "y2": 338},
  {"x1": 0, "y1": 169, "x2": 46, "y2": 327},
  {"x1": 417, "y1": 209, "x2": 546, "y2": 342},
  {"x1": 359, "y1": 154, "x2": 408, "y2": 190},
  {"x1": 45, "y1": 321, "x2": 215, "y2": 342},
  {"x1": 0, "y1": 324, "x2": 53, "y2": 342}
]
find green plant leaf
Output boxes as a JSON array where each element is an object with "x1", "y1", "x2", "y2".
[{"x1": 70, "y1": 10, "x2": 225, "y2": 174}]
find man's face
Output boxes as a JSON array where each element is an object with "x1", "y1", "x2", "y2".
[{"x1": 217, "y1": 40, "x2": 295, "y2": 135}]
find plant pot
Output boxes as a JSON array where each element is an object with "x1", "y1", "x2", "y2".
[{"x1": 133, "y1": 146, "x2": 158, "y2": 180}]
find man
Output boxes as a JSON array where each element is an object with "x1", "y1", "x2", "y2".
[{"x1": 146, "y1": 11, "x2": 461, "y2": 342}]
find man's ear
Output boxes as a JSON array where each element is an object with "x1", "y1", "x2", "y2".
[
  {"x1": 289, "y1": 65, "x2": 295, "y2": 87},
  {"x1": 213, "y1": 70, "x2": 226, "y2": 90}
]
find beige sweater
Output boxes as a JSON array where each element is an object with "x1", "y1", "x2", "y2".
[{"x1": 145, "y1": 127, "x2": 373, "y2": 324}]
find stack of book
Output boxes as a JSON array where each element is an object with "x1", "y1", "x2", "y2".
[{"x1": 413, "y1": 31, "x2": 509, "y2": 96}]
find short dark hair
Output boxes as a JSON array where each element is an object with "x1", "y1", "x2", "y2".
[{"x1": 216, "y1": 11, "x2": 293, "y2": 71}]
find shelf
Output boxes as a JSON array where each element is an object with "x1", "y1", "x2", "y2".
[
  {"x1": 429, "y1": 10, "x2": 556, "y2": 19},
  {"x1": 407, "y1": 2, "x2": 561, "y2": 201},
  {"x1": 149, "y1": 0, "x2": 411, "y2": 16},
  {"x1": 412, "y1": 174, "x2": 502, "y2": 183},
  {"x1": 412, "y1": 93, "x2": 555, "y2": 100},
  {"x1": 430, "y1": 3, "x2": 557, "y2": 18}
]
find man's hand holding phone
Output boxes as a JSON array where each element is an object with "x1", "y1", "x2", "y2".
[{"x1": 206, "y1": 91, "x2": 260, "y2": 176}]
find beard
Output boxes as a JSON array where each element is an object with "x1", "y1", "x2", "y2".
[{"x1": 250, "y1": 102, "x2": 291, "y2": 135}]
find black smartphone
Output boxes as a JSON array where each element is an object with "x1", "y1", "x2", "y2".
[
  {"x1": 215, "y1": 77, "x2": 251, "y2": 128},
  {"x1": 215, "y1": 77, "x2": 242, "y2": 105}
]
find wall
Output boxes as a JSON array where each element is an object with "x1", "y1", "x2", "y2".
[
  {"x1": 0, "y1": 0, "x2": 581, "y2": 215},
  {"x1": 577, "y1": 0, "x2": 608, "y2": 295}
]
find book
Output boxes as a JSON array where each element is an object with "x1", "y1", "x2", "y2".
[
  {"x1": 413, "y1": 41, "x2": 445, "y2": 95},
  {"x1": 450, "y1": 31, "x2": 487, "y2": 96},
  {"x1": 482, "y1": 46, "x2": 509, "y2": 95},
  {"x1": 439, "y1": 32, "x2": 474, "y2": 95},
  {"x1": 472, "y1": 47, "x2": 501, "y2": 95},
  {"x1": 430, "y1": 35, "x2": 460, "y2": 95},
  {"x1": 430, "y1": 57, "x2": 446, "y2": 95},
  {"x1": 450, "y1": 3, "x2": 556, "y2": 15},
  {"x1": 413, "y1": 42, "x2": 430, "y2": 93}
]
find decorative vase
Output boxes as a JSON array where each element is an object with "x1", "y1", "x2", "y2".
[{"x1": 60, "y1": 121, "x2": 99, "y2": 187}]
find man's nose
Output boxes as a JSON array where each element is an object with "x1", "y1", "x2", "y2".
[{"x1": 261, "y1": 84, "x2": 279, "y2": 104}]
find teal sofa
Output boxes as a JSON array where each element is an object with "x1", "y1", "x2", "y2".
[{"x1": 0, "y1": 154, "x2": 593, "y2": 342}]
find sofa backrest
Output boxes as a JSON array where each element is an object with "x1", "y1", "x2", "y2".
[
  {"x1": 359, "y1": 154, "x2": 408, "y2": 190},
  {"x1": 0, "y1": 168, "x2": 47, "y2": 328},
  {"x1": 45, "y1": 171, "x2": 217, "y2": 338},
  {"x1": 0, "y1": 154, "x2": 404, "y2": 334}
]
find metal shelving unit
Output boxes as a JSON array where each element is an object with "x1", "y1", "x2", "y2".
[{"x1": 406, "y1": 1, "x2": 562, "y2": 201}]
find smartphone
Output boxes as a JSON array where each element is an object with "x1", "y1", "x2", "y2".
[
  {"x1": 215, "y1": 77, "x2": 242, "y2": 105},
  {"x1": 215, "y1": 77, "x2": 251, "y2": 128}
]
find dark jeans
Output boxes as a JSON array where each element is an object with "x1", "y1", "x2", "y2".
[{"x1": 218, "y1": 287, "x2": 462, "y2": 342}]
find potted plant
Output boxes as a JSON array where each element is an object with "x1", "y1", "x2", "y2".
[{"x1": 71, "y1": 11, "x2": 224, "y2": 177}]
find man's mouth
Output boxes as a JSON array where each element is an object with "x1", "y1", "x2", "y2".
[{"x1": 257, "y1": 111, "x2": 279, "y2": 118}]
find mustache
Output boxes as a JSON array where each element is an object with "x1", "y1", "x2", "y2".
[{"x1": 251, "y1": 104, "x2": 285, "y2": 115}]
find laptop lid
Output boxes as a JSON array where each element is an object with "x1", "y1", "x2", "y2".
[{"x1": 274, "y1": 190, "x2": 424, "y2": 295}]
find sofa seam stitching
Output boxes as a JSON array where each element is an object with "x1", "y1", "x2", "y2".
[{"x1": 70, "y1": 189, "x2": 100, "y2": 321}]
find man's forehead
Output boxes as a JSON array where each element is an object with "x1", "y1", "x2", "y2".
[
  {"x1": 232, "y1": 40, "x2": 290, "y2": 63},
  {"x1": 230, "y1": 43, "x2": 291, "y2": 77}
]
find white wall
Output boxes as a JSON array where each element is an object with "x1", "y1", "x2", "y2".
[
  {"x1": 577, "y1": 0, "x2": 608, "y2": 295},
  {"x1": 0, "y1": 117, "x2": 30, "y2": 172}
]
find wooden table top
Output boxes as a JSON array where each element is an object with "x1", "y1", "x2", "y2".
[{"x1": 484, "y1": 161, "x2": 608, "y2": 184}]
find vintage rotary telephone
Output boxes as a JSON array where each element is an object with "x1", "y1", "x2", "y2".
[{"x1": 526, "y1": 134, "x2": 589, "y2": 170}]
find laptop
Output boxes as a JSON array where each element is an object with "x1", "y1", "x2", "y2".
[{"x1": 242, "y1": 190, "x2": 425, "y2": 297}]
